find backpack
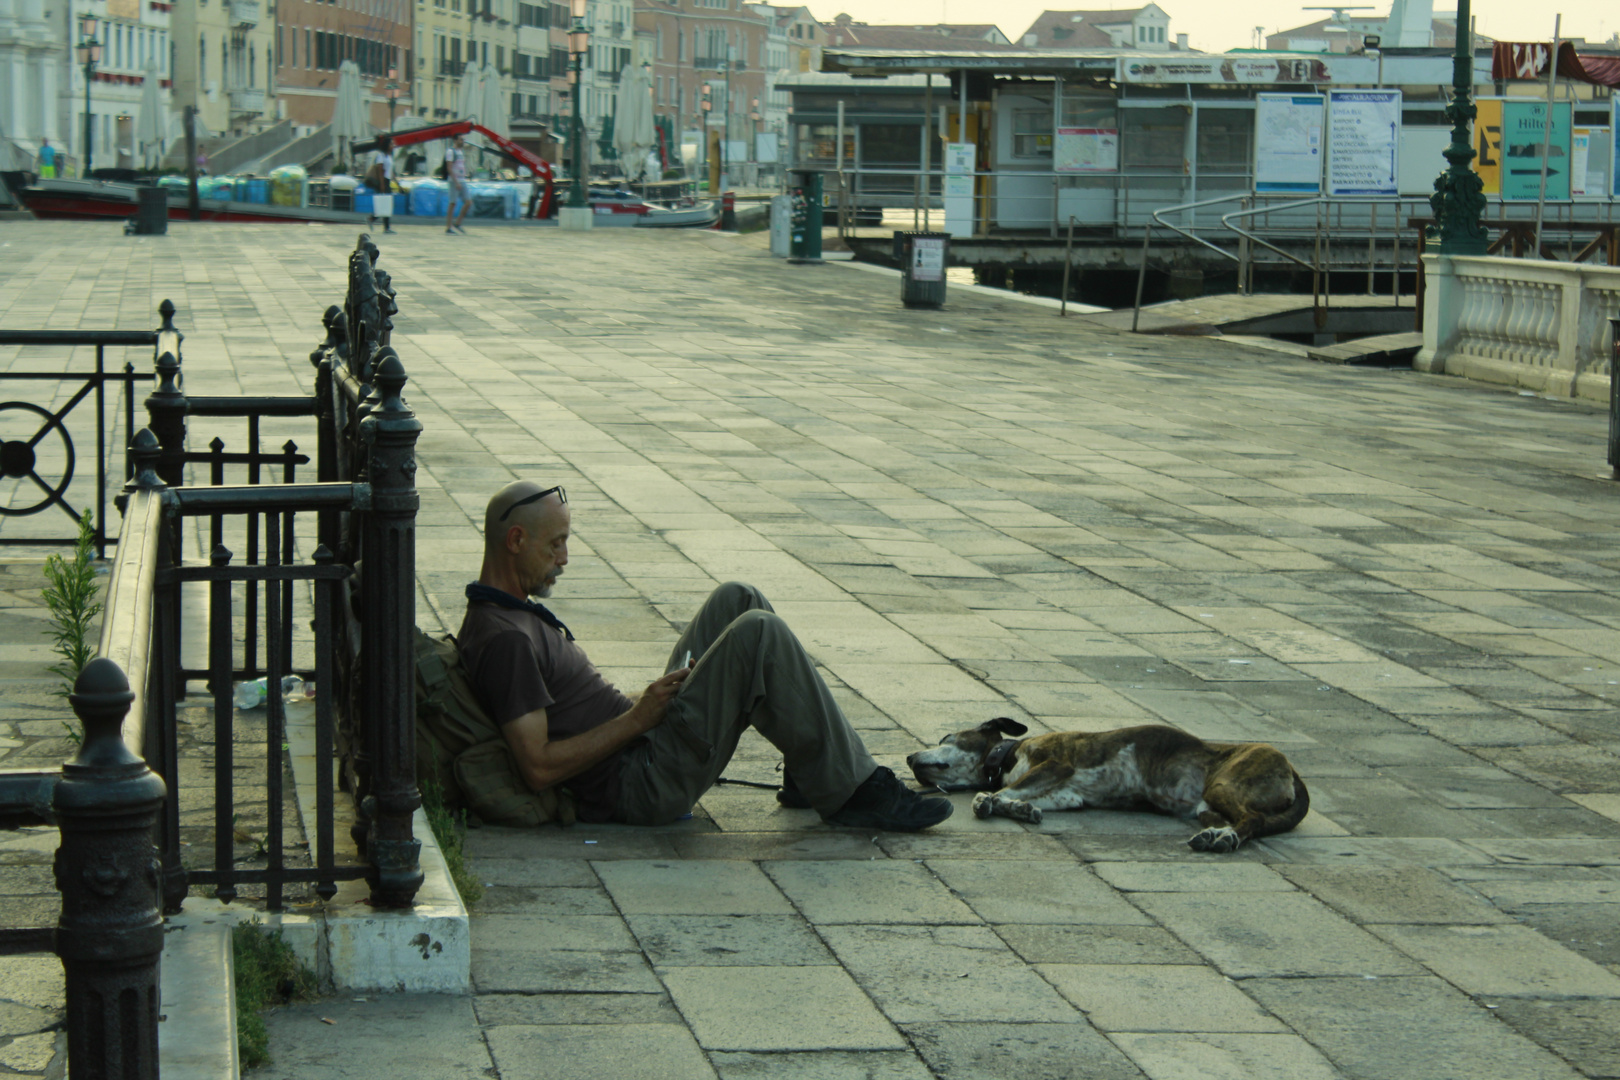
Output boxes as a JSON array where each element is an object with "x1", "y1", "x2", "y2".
[{"x1": 413, "y1": 627, "x2": 576, "y2": 826}]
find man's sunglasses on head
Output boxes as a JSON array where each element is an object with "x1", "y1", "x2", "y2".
[{"x1": 498, "y1": 485, "x2": 567, "y2": 522}]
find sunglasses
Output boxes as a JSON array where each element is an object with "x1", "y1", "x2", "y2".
[{"x1": 498, "y1": 485, "x2": 567, "y2": 522}]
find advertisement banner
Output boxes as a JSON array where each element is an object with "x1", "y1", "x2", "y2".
[
  {"x1": 1473, "y1": 98, "x2": 1504, "y2": 194},
  {"x1": 1055, "y1": 128, "x2": 1119, "y2": 173},
  {"x1": 1327, "y1": 89, "x2": 1401, "y2": 196},
  {"x1": 1502, "y1": 100, "x2": 1572, "y2": 200},
  {"x1": 1572, "y1": 129, "x2": 1591, "y2": 196},
  {"x1": 1255, "y1": 94, "x2": 1324, "y2": 193},
  {"x1": 1121, "y1": 55, "x2": 1333, "y2": 84}
]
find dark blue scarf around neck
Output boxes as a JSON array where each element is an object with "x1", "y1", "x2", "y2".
[{"x1": 465, "y1": 583, "x2": 575, "y2": 641}]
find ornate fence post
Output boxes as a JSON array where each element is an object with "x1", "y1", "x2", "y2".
[
  {"x1": 361, "y1": 348, "x2": 422, "y2": 907},
  {"x1": 53, "y1": 657, "x2": 166, "y2": 1080},
  {"x1": 144, "y1": 348, "x2": 188, "y2": 489}
]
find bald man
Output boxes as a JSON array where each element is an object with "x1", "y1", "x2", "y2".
[{"x1": 456, "y1": 481, "x2": 953, "y2": 831}]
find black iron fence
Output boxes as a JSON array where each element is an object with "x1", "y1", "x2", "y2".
[
  {"x1": 0, "y1": 303, "x2": 176, "y2": 556},
  {"x1": 130, "y1": 234, "x2": 423, "y2": 912}
]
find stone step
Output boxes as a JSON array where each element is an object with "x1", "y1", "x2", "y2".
[
  {"x1": 159, "y1": 921, "x2": 239, "y2": 1080},
  {"x1": 1306, "y1": 330, "x2": 1424, "y2": 365}
]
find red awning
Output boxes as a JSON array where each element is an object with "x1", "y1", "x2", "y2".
[{"x1": 1492, "y1": 41, "x2": 1620, "y2": 88}]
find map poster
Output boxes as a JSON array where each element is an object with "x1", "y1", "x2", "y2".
[
  {"x1": 1502, "y1": 100, "x2": 1571, "y2": 201},
  {"x1": 1055, "y1": 127, "x2": 1119, "y2": 173},
  {"x1": 1327, "y1": 90, "x2": 1401, "y2": 196},
  {"x1": 1255, "y1": 94, "x2": 1324, "y2": 193}
]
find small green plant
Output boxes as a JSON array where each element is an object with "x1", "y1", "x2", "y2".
[
  {"x1": 42, "y1": 510, "x2": 103, "y2": 701},
  {"x1": 232, "y1": 921, "x2": 320, "y2": 1069},
  {"x1": 420, "y1": 776, "x2": 483, "y2": 906}
]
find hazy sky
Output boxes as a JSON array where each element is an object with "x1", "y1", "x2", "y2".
[{"x1": 812, "y1": 2, "x2": 1615, "y2": 55}]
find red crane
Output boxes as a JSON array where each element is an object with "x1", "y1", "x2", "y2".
[{"x1": 355, "y1": 119, "x2": 557, "y2": 219}]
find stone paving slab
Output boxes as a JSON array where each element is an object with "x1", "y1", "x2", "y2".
[{"x1": 10, "y1": 222, "x2": 1620, "y2": 1078}]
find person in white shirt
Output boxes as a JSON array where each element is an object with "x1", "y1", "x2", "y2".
[
  {"x1": 444, "y1": 134, "x2": 470, "y2": 235},
  {"x1": 368, "y1": 136, "x2": 396, "y2": 234}
]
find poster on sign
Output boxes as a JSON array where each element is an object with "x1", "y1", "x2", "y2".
[
  {"x1": 910, "y1": 237, "x2": 946, "y2": 282},
  {"x1": 1327, "y1": 90, "x2": 1401, "y2": 196},
  {"x1": 1254, "y1": 94, "x2": 1324, "y2": 193},
  {"x1": 1055, "y1": 128, "x2": 1119, "y2": 172},
  {"x1": 1502, "y1": 100, "x2": 1571, "y2": 200}
]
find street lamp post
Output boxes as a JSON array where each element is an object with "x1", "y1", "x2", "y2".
[
  {"x1": 567, "y1": 0, "x2": 590, "y2": 209},
  {"x1": 76, "y1": 14, "x2": 102, "y2": 178},
  {"x1": 1430, "y1": 0, "x2": 1488, "y2": 254},
  {"x1": 721, "y1": 45, "x2": 734, "y2": 191},
  {"x1": 383, "y1": 67, "x2": 404, "y2": 129}
]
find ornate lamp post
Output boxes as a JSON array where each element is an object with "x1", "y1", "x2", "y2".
[
  {"x1": 1429, "y1": 0, "x2": 1488, "y2": 254},
  {"x1": 76, "y1": 14, "x2": 102, "y2": 177},
  {"x1": 567, "y1": 0, "x2": 590, "y2": 209},
  {"x1": 382, "y1": 67, "x2": 404, "y2": 129}
]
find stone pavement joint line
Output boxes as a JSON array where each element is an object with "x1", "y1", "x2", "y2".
[{"x1": 3, "y1": 222, "x2": 1620, "y2": 1080}]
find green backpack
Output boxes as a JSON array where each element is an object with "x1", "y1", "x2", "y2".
[{"x1": 413, "y1": 628, "x2": 576, "y2": 827}]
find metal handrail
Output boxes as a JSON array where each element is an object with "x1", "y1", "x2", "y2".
[{"x1": 1131, "y1": 193, "x2": 1251, "y2": 332}]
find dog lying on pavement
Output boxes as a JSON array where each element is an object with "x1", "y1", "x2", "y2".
[{"x1": 906, "y1": 718, "x2": 1309, "y2": 852}]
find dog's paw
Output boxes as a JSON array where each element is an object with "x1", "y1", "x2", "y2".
[
  {"x1": 972, "y1": 792, "x2": 996, "y2": 819},
  {"x1": 1188, "y1": 826, "x2": 1242, "y2": 853},
  {"x1": 1001, "y1": 799, "x2": 1042, "y2": 824}
]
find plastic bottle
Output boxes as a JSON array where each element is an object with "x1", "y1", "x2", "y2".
[
  {"x1": 233, "y1": 678, "x2": 268, "y2": 709},
  {"x1": 280, "y1": 674, "x2": 304, "y2": 700}
]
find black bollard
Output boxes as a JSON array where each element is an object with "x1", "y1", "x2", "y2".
[
  {"x1": 1610, "y1": 318, "x2": 1620, "y2": 479},
  {"x1": 53, "y1": 657, "x2": 167, "y2": 1080}
]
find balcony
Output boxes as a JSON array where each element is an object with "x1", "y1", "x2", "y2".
[
  {"x1": 228, "y1": 87, "x2": 265, "y2": 115},
  {"x1": 229, "y1": 0, "x2": 260, "y2": 28}
]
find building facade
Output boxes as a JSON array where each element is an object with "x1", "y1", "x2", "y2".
[
  {"x1": 48, "y1": 0, "x2": 181, "y2": 171},
  {"x1": 636, "y1": 0, "x2": 766, "y2": 170},
  {"x1": 1017, "y1": 7, "x2": 1172, "y2": 49},
  {"x1": 171, "y1": 0, "x2": 272, "y2": 138},
  {"x1": 275, "y1": 0, "x2": 411, "y2": 129},
  {"x1": 1, "y1": 0, "x2": 66, "y2": 165}
]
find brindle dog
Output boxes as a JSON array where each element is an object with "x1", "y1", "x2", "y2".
[{"x1": 906, "y1": 718, "x2": 1309, "y2": 852}]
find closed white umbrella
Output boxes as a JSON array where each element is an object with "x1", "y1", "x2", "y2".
[
  {"x1": 480, "y1": 61, "x2": 508, "y2": 140},
  {"x1": 456, "y1": 63, "x2": 483, "y2": 126},
  {"x1": 330, "y1": 60, "x2": 369, "y2": 171},
  {"x1": 613, "y1": 64, "x2": 655, "y2": 180},
  {"x1": 133, "y1": 61, "x2": 166, "y2": 170}
]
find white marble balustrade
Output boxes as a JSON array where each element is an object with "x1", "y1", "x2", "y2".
[{"x1": 1417, "y1": 254, "x2": 1620, "y2": 403}]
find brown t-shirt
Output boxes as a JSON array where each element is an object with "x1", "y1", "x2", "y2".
[{"x1": 457, "y1": 599, "x2": 636, "y2": 822}]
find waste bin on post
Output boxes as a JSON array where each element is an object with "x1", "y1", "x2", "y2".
[
  {"x1": 894, "y1": 231, "x2": 948, "y2": 308},
  {"x1": 787, "y1": 169, "x2": 823, "y2": 263},
  {"x1": 133, "y1": 186, "x2": 167, "y2": 235}
]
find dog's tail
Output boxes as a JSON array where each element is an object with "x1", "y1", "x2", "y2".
[{"x1": 1251, "y1": 770, "x2": 1310, "y2": 839}]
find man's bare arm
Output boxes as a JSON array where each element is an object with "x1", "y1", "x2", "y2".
[{"x1": 501, "y1": 668, "x2": 689, "y2": 792}]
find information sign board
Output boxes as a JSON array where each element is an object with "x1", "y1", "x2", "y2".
[
  {"x1": 1255, "y1": 94, "x2": 1324, "y2": 193},
  {"x1": 1327, "y1": 90, "x2": 1401, "y2": 196}
]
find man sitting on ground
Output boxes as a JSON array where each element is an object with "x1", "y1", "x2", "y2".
[{"x1": 457, "y1": 480, "x2": 953, "y2": 831}]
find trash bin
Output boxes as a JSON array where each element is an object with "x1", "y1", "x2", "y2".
[
  {"x1": 132, "y1": 186, "x2": 167, "y2": 235},
  {"x1": 894, "y1": 231, "x2": 948, "y2": 308}
]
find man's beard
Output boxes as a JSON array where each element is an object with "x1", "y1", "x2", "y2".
[{"x1": 530, "y1": 567, "x2": 560, "y2": 599}]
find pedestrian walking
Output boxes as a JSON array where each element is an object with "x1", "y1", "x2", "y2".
[
  {"x1": 367, "y1": 136, "x2": 397, "y2": 234},
  {"x1": 444, "y1": 134, "x2": 470, "y2": 235},
  {"x1": 37, "y1": 139, "x2": 58, "y2": 179}
]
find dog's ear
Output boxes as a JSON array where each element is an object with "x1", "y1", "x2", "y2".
[{"x1": 981, "y1": 717, "x2": 1028, "y2": 737}]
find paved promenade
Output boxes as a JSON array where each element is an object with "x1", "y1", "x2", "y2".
[{"x1": 3, "y1": 219, "x2": 1620, "y2": 1079}]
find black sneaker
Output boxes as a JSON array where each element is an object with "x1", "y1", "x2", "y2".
[
  {"x1": 777, "y1": 769, "x2": 812, "y2": 809},
  {"x1": 826, "y1": 767, "x2": 953, "y2": 832}
]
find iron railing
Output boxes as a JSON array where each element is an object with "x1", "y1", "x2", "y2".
[
  {"x1": 134, "y1": 233, "x2": 422, "y2": 912},
  {"x1": 0, "y1": 307, "x2": 171, "y2": 556}
]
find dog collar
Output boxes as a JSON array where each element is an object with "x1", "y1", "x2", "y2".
[{"x1": 984, "y1": 738, "x2": 1022, "y2": 789}]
